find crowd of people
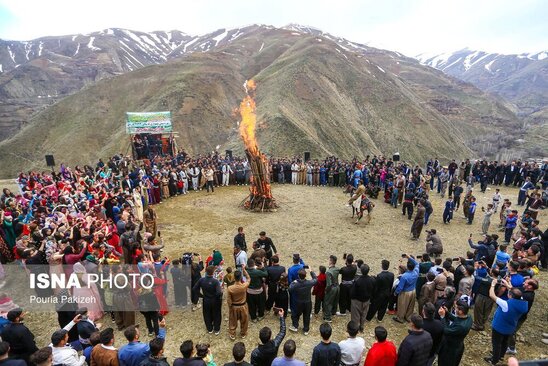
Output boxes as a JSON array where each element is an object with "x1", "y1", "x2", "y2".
[{"x1": 0, "y1": 151, "x2": 546, "y2": 366}]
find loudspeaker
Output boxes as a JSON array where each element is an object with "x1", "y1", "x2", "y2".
[
  {"x1": 225, "y1": 150, "x2": 233, "y2": 159},
  {"x1": 304, "y1": 152, "x2": 311, "y2": 161},
  {"x1": 45, "y1": 155, "x2": 56, "y2": 167},
  {"x1": 393, "y1": 153, "x2": 400, "y2": 162}
]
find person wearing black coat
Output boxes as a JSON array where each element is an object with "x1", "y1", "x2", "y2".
[
  {"x1": 289, "y1": 269, "x2": 317, "y2": 334},
  {"x1": 250, "y1": 313, "x2": 286, "y2": 366},
  {"x1": 265, "y1": 257, "x2": 285, "y2": 311},
  {"x1": 395, "y1": 314, "x2": 433, "y2": 366},
  {"x1": 234, "y1": 228, "x2": 247, "y2": 252},
  {"x1": 350, "y1": 264, "x2": 376, "y2": 332},
  {"x1": 367, "y1": 260, "x2": 394, "y2": 321},
  {"x1": 436, "y1": 300, "x2": 473, "y2": 366},
  {"x1": 421, "y1": 303, "x2": 444, "y2": 366},
  {"x1": 1, "y1": 309, "x2": 38, "y2": 364},
  {"x1": 0, "y1": 341, "x2": 26, "y2": 366},
  {"x1": 190, "y1": 256, "x2": 204, "y2": 310},
  {"x1": 192, "y1": 266, "x2": 222, "y2": 334}
]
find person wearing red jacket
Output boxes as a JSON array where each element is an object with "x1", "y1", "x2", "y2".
[
  {"x1": 312, "y1": 266, "x2": 327, "y2": 315},
  {"x1": 364, "y1": 326, "x2": 397, "y2": 366}
]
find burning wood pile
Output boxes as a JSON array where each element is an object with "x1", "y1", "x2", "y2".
[{"x1": 238, "y1": 80, "x2": 277, "y2": 211}]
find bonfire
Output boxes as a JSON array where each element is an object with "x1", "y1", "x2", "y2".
[{"x1": 238, "y1": 80, "x2": 277, "y2": 211}]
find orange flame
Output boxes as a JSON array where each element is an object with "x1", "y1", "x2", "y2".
[{"x1": 239, "y1": 80, "x2": 258, "y2": 156}]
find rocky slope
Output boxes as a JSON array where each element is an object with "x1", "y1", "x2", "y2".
[
  {"x1": 0, "y1": 26, "x2": 272, "y2": 140},
  {"x1": 416, "y1": 49, "x2": 548, "y2": 117},
  {"x1": 0, "y1": 26, "x2": 521, "y2": 177}
]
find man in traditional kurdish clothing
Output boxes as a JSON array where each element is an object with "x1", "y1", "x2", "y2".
[
  {"x1": 227, "y1": 266, "x2": 250, "y2": 340},
  {"x1": 323, "y1": 255, "x2": 340, "y2": 322},
  {"x1": 439, "y1": 168, "x2": 450, "y2": 198},
  {"x1": 411, "y1": 202, "x2": 425, "y2": 240},
  {"x1": 291, "y1": 161, "x2": 299, "y2": 185},
  {"x1": 143, "y1": 207, "x2": 157, "y2": 238}
]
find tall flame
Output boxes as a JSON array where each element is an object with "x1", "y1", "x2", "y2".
[{"x1": 239, "y1": 80, "x2": 258, "y2": 155}]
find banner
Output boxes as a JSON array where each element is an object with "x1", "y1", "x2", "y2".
[
  {"x1": 126, "y1": 111, "x2": 172, "y2": 134},
  {"x1": 3, "y1": 264, "x2": 192, "y2": 312}
]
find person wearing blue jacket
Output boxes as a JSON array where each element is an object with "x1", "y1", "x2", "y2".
[
  {"x1": 118, "y1": 319, "x2": 167, "y2": 366},
  {"x1": 288, "y1": 254, "x2": 305, "y2": 314},
  {"x1": 484, "y1": 280, "x2": 528, "y2": 365},
  {"x1": 393, "y1": 256, "x2": 419, "y2": 323},
  {"x1": 468, "y1": 236, "x2": 494, "y2": 262},
  {"x1": 517, "y1": 177, "x2": 534, "y2": 206}
]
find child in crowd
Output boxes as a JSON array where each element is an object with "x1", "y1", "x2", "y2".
[
  {"x1": 467, "y1": 196, "x2": 477, "y2": 225},
  {"x1": 504, "y1": 210, "x2": 519, "y2": 243},
  {"x1": 196, "y1": 343, "x2": 216, "y2": 366},
  {"x1": 492, "y1": 188, "x2": 501, "y2": 212},
  {"x1": 312, "y1": 266, "x2": 327, "y2": 315},
  {"x1": 442, "y1": 198, "x2": 454, "y2": 224},
  {"x1": 481, "y1": 204, "x2": 494, "y2": 234},
  {"x1": 223, "y1": 267, "x2": 235, "y2": 288}
]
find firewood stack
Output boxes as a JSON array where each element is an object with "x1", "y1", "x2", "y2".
[
  {"x1": 238, "y1": 79, "x2": 277, "y2": 212},
  {"x1": 243, "y1": 148, "x2": 277, "y2": 211}
]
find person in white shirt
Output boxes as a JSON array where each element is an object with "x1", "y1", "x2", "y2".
[
  {"x1": 234, "y1": 246, "x2": 248, "y2": 279},
  {"x1": 178, "y1": 168, "x2": 189, "y2": 194},
  {"x1": 339, "y1": 321, "x2": 365, "y2": 366},
  {"x1": 222, "y1": 163, "x2": 233, "y2": 186},
  {"x1": 188, "y1": 165, "x2": 200, "y2": 191},
  {"x1": 291, "y1": 162, "x2": 299, "y2": 185},
  {"x1": 50, "y1": 314, "x2": 86, "y2": 366}
]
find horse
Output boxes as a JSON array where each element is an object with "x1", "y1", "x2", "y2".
[{"x1": 355, "y1": 196, "x2": 375, "y2": 224}]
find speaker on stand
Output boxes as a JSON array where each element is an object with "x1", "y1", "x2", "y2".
[
  {"x1": 304, "y1": 152, "x2": 311, "y2": 162},
  {"x1": 45, "y1": 155, "x2": 56, "y2": 167},
  {"x1": 225, "y1": 150, "x2": 233, "y2": 160},
  {"x1": 393, "y1": 153, "x2": 400, "y2": 162}
]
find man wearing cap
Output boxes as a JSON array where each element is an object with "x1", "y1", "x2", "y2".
[{"x1": 50, "y1": 314, "x2": 86, "y2": 366}]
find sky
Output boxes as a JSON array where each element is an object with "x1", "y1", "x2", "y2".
[{"x1": 0, "y1": 0, "x2": 546, "y2": 56}]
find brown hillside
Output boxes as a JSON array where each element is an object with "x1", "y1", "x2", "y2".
[{"x1": 0, "y1": 28, "x2": 519, "y2": 177}]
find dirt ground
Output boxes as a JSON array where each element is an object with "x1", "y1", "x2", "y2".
[{"x1": 20, "y1": 183, "x2": 548, "y2": 365}]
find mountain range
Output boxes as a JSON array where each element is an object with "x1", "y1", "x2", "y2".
[
  {"x1": 0, "y1": 24, "x2": 543, "y2": 177},
  {"x1": 417, "y1": 49, "x2": 547, "y2": 119}
]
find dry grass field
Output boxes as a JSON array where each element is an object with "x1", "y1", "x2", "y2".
[{"x1": 22, "y1": 183, "x2": 547, "y2": 365}]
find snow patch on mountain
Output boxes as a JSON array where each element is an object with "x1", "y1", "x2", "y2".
[
  {"x1": 87, "y1": 37, "x2": 101, "y2": 51},
  {"x1": 484, "y1": 59, "x2": 496, "y2": 73},
  {"x1": 213, "y1": 29, "x2": 229, "y2": 45},
  {"x1": 7, "y1": 46, "x2": 15, "y2": 63},
  {"x1": 73, "y1": 42, "x2": 80, "y2": 56}
]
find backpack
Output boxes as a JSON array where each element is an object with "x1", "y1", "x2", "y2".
[{"x1": 182, "y1": 252, "x2": 193, "y2": 265}]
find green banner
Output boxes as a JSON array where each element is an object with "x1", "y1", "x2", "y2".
[{"x1": 126, "y1": 112, "x2": 172, "y2": 134}]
